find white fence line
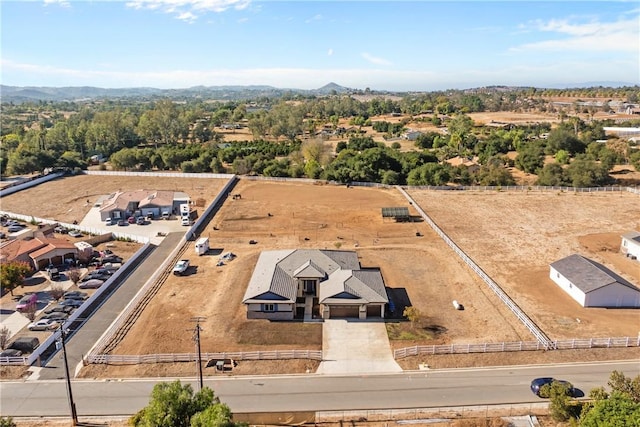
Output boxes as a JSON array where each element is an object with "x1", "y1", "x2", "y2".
[
  {"x1": 85, "y1": 349, "x2": 323, "y2": 365},
  {"x1": 396, "y1": 186, "x2": 554, "y2": 348},
  {"x1": 0, "y1": 171, "x2": 66, "y2": 197},
  {"x1": 349, "y1": 182, "x2": 640, "y2": 194},
  {"x1": 83, "y1": 171, "x2": 235, "y2": 179},
  {"x1": 394, "y1": 336, "x2": 640, "y2": 359},
  {"x1": 86, "y1": 177, "x2": 239, "y2": 358}
]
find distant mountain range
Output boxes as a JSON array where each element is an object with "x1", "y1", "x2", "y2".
[
  {"x1": 1, "y1": 81, "x2": 636, "y2": 103},
  {"x1": 0, "y1": 82, "x2": 356, "y2": 103}
]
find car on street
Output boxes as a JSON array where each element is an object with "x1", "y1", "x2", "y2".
[
  {"x1": 530, "y1": 377, "x2": 574, "y2": 397},
  {"x1": 68, "y1": 230, "x2": 83, "y2": 238},
  {"x1": 28, "y1": 319, "x2": 60, "y2": 331},
  {"x1": 78, "y1": 279, "x2": 104, "y2": 289}
]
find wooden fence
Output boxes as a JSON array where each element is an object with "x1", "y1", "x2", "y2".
[
  {"x1": 394, "y1": 336, "x2": 640, "y2": 359},
  {"x1": 85, "y1": 349, "x2": 323, "y2": 365}
]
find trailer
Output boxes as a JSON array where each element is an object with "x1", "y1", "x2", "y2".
[{"x1": 195, "y1": 237, "x2": 210, "y2": 256}]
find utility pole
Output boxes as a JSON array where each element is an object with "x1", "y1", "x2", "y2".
[
  {"x1": 59, "y1": 323, "x2": 78, "y2": 426},
  {"x1": 190, "y1": 317, "x2": 206, "y2": 390}
]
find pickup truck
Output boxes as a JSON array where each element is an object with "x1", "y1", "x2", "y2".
[{"x1": 173, "y1": 260, "x2": 190, "y2": 275}]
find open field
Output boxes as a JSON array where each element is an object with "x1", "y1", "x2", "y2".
[{"x1": 407, "y1": 188, "x2": 640, "y2": 340}]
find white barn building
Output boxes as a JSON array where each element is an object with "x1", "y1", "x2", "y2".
[
  {"x1": 620, "y1": 231, "x2": 640, "y2": 261},
  {"x1": 549, "y1": 254, "x2": 640, "y2": 308}
]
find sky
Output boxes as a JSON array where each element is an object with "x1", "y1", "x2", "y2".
[{"x1": 1, "y1": 0, "x2": 639, "y2": 91}]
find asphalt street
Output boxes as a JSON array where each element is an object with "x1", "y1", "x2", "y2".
[{"x1": 1, "y1": 361, "x2": 638, "y2": 417}]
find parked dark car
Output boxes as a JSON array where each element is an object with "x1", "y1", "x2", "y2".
[
  {"x1": 44, "y1": 304, "x2": 75, "y2": 314},
  {"x1": 101, "y1": 255, "x2": 123, "y2": 264},
  {"x1": 7, "y1": 225, "x2": 25, "y2": 233},
  {"x1": 41, "y1": 312, "x2": 70, "y2": 321},
  {"x1": 9, "y1": 337, "x2": 40, "y2": 353},
  {"x1": 63, "y1": 291, "x2": 88, "y2": 300},
  {"x1": 530, "y1": 377, "x2": 574, "y2": 397},
  {"x1": 0, "y1": 348, "x2": 23, "y2": 358},
  {"x1": 54, "y1": 226, "x2": 68, "y2": 234},
  {"x1": 83, "y1": 272, "x2": 110, "y2": 282},
  {"x1": 78, "y1": 279, "x2": 104, "y2": 289},
  {"x1": 117, "y1": 219, "x2": 128, "y2": 226},
  {"x1": 59, "y1": 299, "x2": 84, "y2": 308}
]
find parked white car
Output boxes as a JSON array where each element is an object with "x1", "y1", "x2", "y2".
[
  {"x1": 28, "y1": 319, "x2": 60, "y2": 331},
  {"x1": 173, "y1": 260, "x2": 190, "y2": 275}
]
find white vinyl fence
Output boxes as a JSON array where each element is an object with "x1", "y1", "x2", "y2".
[{"x1": 394, "y1": 336, "x2": 640, "y2": 359}]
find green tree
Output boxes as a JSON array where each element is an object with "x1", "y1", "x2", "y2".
[
  {"x1": 580, "y1": 391, "x2": 640, "y2": 426},
  {"x1": 566, "y1": 158, "x2": 611, "y2": 187},
  {"x1": 515, "y1": 144, "x2": 544, "y2": 174},
  {"x1": 0, "y1": 261, "x2": 32, "y2": 296},
  {"x1": 131, "y1": 381, "x2": 243, "y2": 427},
  {"x1": 536, "y1": 163, "x2": 567, "y2": 186}
]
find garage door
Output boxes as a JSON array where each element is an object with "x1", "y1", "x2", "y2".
[
  {"x1": 367, "y1": 305, "x2": 382, "y2": 318},
  {"x1": 329, "y1": 305, "x2": 360, "y2": 318}
]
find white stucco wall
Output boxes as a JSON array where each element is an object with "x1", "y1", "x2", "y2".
[
  {"x1": 621, "y1": 237, "x2": 640, "y2": 260},
  {"x1": 549, "y1": 267, "x2": 587, "y2": 306},
  {"x1": 585, "y1": 283, "x2": 640, "y2": 308}
]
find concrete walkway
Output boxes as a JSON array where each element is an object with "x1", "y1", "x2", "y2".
[{"x1": 316, "y1": 319, "x2": 402, "y2": 374}]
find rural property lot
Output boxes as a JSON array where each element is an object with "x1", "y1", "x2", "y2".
[
  {"x1": 79, "y1": 179, "x2": 535, "y2": 378},
  {"x1": 407, "y1": 189, "x2": 640, "y2": 340}
]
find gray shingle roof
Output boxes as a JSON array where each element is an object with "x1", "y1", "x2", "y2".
[
  {"x1": 243, "y1": 249, "x2": 388, "y2": 305},
  {"x1": 550, "y1": 254, "x2": 639, "y2": 294}
]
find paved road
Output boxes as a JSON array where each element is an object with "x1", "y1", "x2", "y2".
[
  {"x1": 36, "y1": 232, "x2": 185, "y2": 380},
  {"x1": 2, "y1": 361, "x2": 638, "y2": 417}
]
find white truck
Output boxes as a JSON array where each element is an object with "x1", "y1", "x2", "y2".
[
  {"x1": 195, "y1": 237, "x2": 209, "y2": 256},
  {"x1": 173, "y1": 259, "x2": 190, "y2": 275},
  {"x1": 180, "y1": 203, "x2": 190, "y2": 218}
]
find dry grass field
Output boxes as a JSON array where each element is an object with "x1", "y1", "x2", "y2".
[
  {"x1": 2, "y1": 174, "x2": 640, "y2": 379},
  {"x1": 407, "y1": 188, "x2": 640, "y2": 340}
]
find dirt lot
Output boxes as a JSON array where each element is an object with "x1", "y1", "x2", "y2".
[{"x1": 407, "y1": 188, "x2": 640, "y2": 340}]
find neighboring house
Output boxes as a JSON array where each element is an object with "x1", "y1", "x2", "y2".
[
  {"x1": 242, "y1": 249, "x2": 388, "y2": 320},
  {"x1": 98, "y1": 190, "x2": 188, "y2": 221},
  {"x1": 401, "y1": 130, "x2": 422, "y2": 141},
  {"x1": 621, "y1": 231, "x2": 640, "y2": 261},
  {"x1": 549, "y1": 254, "x2": 640, "y2": 308},
  {"x1": 445, "y1": 156, "x2": 481, "y2": 173},
  {"x1": 0, "y1": 232, "x2": 78, "y2": 270}
]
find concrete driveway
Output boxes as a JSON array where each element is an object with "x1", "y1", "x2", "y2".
[{"x1": 316, "y1": 319, "x2": 402, "y2": 374}]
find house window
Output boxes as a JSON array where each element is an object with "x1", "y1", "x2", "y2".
[
  {"x1": 263, "y1": 304, "x2": 276, "y2": 312},
  {"x1": 303, "y1": 279, "x2": 316, "y2": 294}
]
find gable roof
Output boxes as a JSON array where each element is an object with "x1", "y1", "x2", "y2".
[
  {"x1": 0, "y1": 235, "x2": 77, "y2": 263},
  {"x1": 550, "y1": 254, "x2": 639, "y2": 294},
  {"x1": 243, "y1": 249, "x2": 388, "y2": 305}
]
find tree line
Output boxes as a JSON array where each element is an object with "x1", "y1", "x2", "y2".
[{"x1": 1, "y1": 87, "x2": 639, "y2": 187}]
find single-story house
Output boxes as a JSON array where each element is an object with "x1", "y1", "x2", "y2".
[
  {"x1": 0, "y1": 232, "x2": 78, "y2": 270},
  {"x1": 242, "y1": 249, "x2": 388, "y2": 320},
  {"x1": 549, "y1": 254, "x2": 640, "y2": 308},
  {"x1": 401, "y1": 130, "x2": 422, "y2": 141},
  {"x1": 98, "y1": 190, "x2": 189, "y2": 221},
  {"x1": 620, "y1": 231, "x2": 640, "y2": 261}
]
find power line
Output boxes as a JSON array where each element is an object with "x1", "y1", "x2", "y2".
[{"x1": 189, "y1": 317, "x2": 206, "y2": 390}]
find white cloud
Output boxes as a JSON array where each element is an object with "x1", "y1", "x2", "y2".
[
  {"x1": 327, "y1": 48, "x2": 333, "y2": 56},
  {"x1": 125, "y1": 0, "x2": 250, "y2": 21},
  {"x1": 43, "y1": 0, "x2": 71, "y2": 7},
  {"x1": 512, "y1": 13, "x2": 639, "y2": 53},
  {"x1": 361, "y1": 52, "x2": 392, "y2": 66},
  {"x1": 305, "y1": 14, "x2": 322, "y2": 23}
]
